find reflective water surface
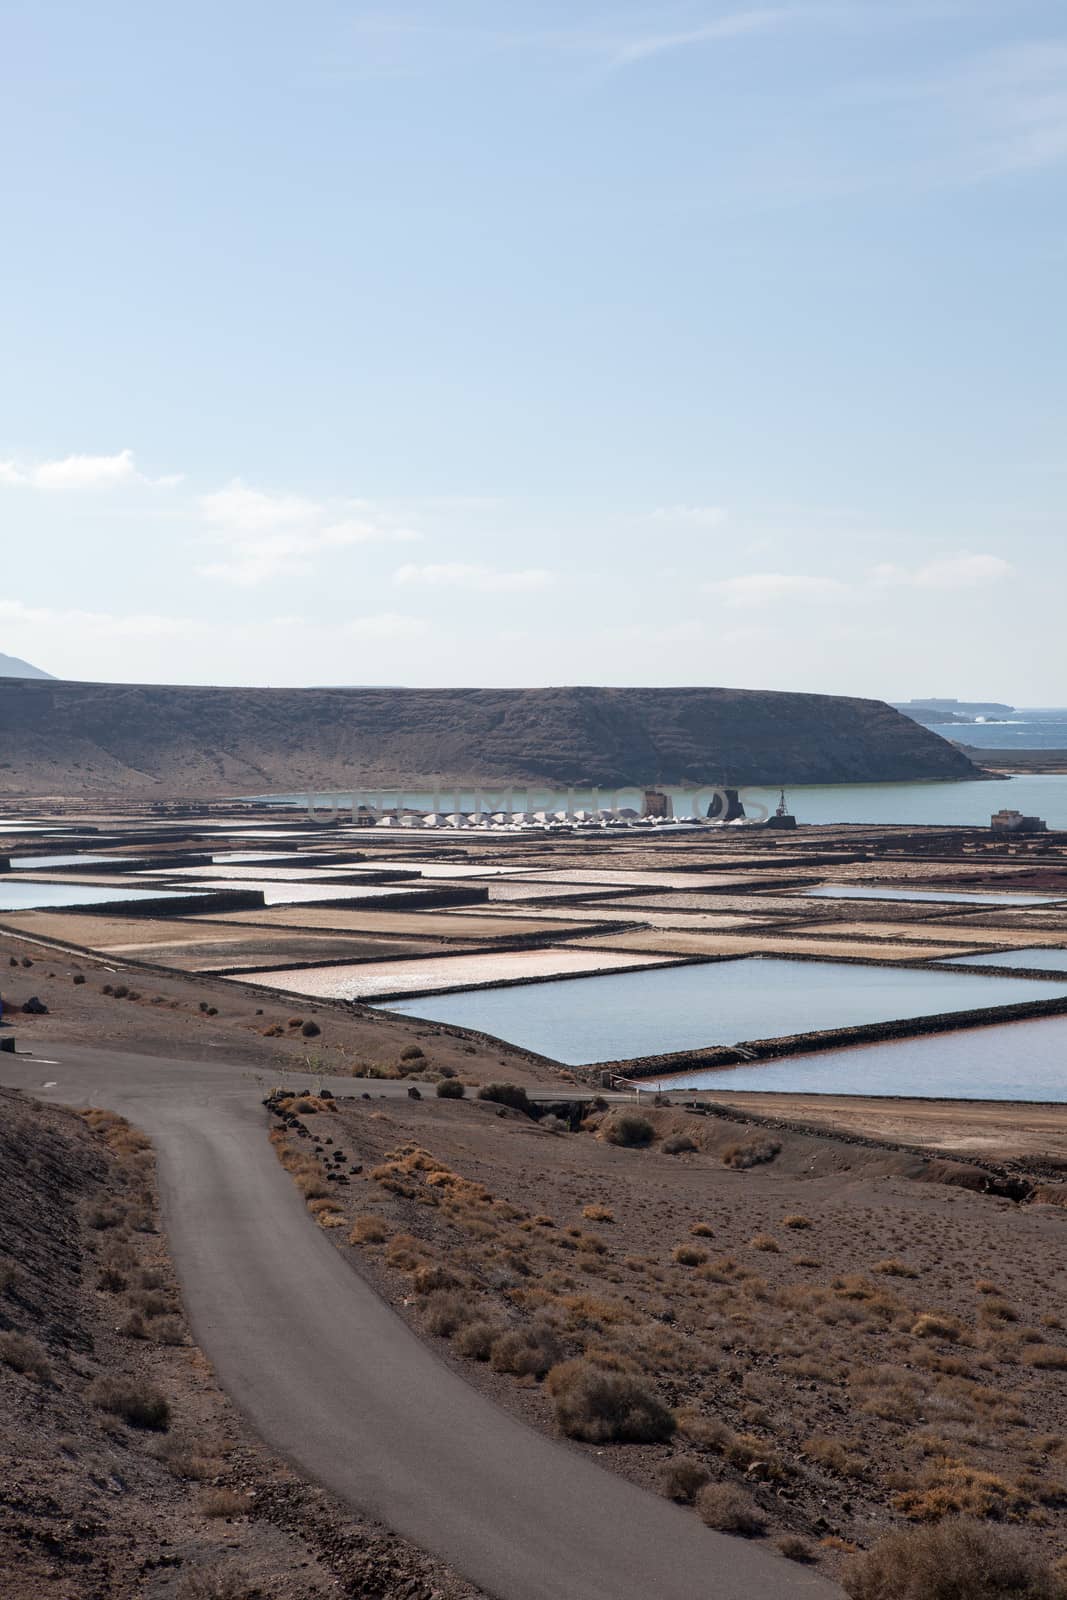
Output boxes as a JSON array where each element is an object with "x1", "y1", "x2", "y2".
[
  {"x1": 379, "y1": 956, "x2": 1067, "y2": 1066},
  {"x1": 645, "y1": 1014, "x2": 1067, "y2": 1101}
]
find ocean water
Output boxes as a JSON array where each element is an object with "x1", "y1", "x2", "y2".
[
  {"x1": 928, "y1": 709, "x2": 1067, "y2": 750},
  {"x1": 252, "y1": 773, "x2": 1067, "y2": 829},
  {"x1": 378, "y1": 956, "x2": 1067, "y2": 1067}
]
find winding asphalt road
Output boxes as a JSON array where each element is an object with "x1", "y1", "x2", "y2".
[{"x1": 1, "y1": 1041, "x2": 842, "y2": 1600}]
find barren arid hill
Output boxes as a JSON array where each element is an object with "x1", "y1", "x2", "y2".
[{"x1": 0, "y1": 677, "x2": 978, "y2": 797}]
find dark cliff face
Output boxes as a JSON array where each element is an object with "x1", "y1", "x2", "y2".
[{"x1": 0, "y1": 678, "x2": 980, "y2": 796}]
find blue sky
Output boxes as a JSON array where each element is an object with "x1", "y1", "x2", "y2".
[{"x1": 1, "y1": 1, "x2": 1064, "y2": 697}]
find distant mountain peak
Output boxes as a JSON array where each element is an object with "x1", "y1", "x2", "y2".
[{"x1": 0, "y1": 651, "x2": 53, "y2": 679}]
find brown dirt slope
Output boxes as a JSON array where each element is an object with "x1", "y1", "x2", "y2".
[
  {"x1": 0, "y1": 678, "x2": 977, "y2": 796},
  {"x1": 275, "y1": 1090, "x2": 1067, "y2": 1579},
  {"x1": 0, "y1": 1085, "x2": 481, "y2": 1599}
]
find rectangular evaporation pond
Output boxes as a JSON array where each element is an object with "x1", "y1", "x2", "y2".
[
  {"x1": 641, "y1": 1014, "x2": 1067, "y2": 1102},
  {"x1": 11, "y1": 854, "x2": 136, "y2": 869},
  {"x1": 804, "y1": 886, "x2": 1066, "y2": 907},
  {"x1": 373, "y1": 956, "x2": 1067, "y2": 1067},
  {"x1": 0, "y1": 883, "x2": 195, "y2": 912},
  {"x1": 227, "y1": 948, "x2": 672, "y2": 1000},
  {"x1": 154, "y1": 880, "x2": 456, "y2": 907},
  {"x1": 942, "y1": 948, "x2": 1067, "y2": 974},
  {"x1": 140, "y1": 865, "x2": 376, "y2": 881}
]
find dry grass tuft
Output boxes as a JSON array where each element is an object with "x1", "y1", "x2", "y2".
[
  {"x1": 911, "y1": 1312, "x2": 965, "y2": 1343},
  {"x1": 672, "y1": 1244, "x2": 709, "y2": 1268},
  {"x1": 777, "y1": 1534, "x2": 818, "y2": 1564},
  {"x1": 88, "y1": 1376, "x2": 170, "y2": 1430},
  {"x1": 199, "y1": 1487, "x2": 248, "y2": 1519},
  {"x1": 893, "y1": 1461, "x2": 1029, "y2": 1522},
  {"x1": 874, "y1": 1258, "x2": 919, "y2": 1278},
  {"x1": 0, "y1": 1330, "x2": 51, "y2": 1382},
  {"x1": 602, "y1": 1113, "x2": 655, "y2": 1148},
  {"x1": 695, "y1": 1481, "x2": 767, "y2": 1535},
  {"x1": 660, "y1": 1455, "x2": 710, "y2": 1502},
  {"x1": 582, "y1": 1204, "x2": 615, "y2": 1223},
  {"x1": 348, "y1": 1213, "x2": 389, "y2": 1245},
  {"x1": 721, "y1": 1137, "x2": 780, "y2": 1170},
  {"x1": 490, "y1": 1322, "x2": 563, "y2": 1378},
  {"x1": 547, "y1": 1358, "x2": 676, "y2": 1443},
  {"x1": 841, "y1": 1517, "x2": 1065, "y2": 1599}
]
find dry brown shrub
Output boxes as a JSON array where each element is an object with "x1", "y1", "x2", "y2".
[
  {"x1": 801, "y1": 1436, "x2": 867, "y2": 1478},
  {"x1": 893, "y1": 1461, "x2": 1029, "y2": 1522},
  {"x1": 695, "y1": 1482, "x2": 766, "y2": 1535},
  {"x1": 453, "y1": 1320, "x2": 500, "y2": 1360},
  {"x1": 721, "y1": 1137, "x2": 780, "y2": 1170},
  {"x1": 307, "y1": 1196, "x2": 340, "y2": 1215},
  {"x1": 912, "y1": 1312, "x2": 966, "y2": 1343},
  {"x1": 677, "y1": 1413, "x2": 732, "y2": 1451},
  {"x1": 782, "y1": 1214, "x2": 812, "y2": 1230},
  {"x1": 88, "y1": 1376, "x2": 170, "y2": 1430},
  {"x1": 1022, "y1": 1345, "x2": 1067, "y2": 1371},
  {"x1": 490, "y1": 1322, "x2": 563, "y2": 1378},
  {"x1": 423, "y1": 1291, "x2": 479, "y2": 1337},
  {"x1": 295, "y1": 1172, "x2": 332, "y2": 1201},
  {"x1": 979, "y1": 1298, "x2": 1019, "y2": 1325},
  {"x1": 602, "y1": 1113, "x2": 655, "y2": 1148},
  {"x1": 874, "y1": 1258, "x2": 919, "y2": 1278},
  {"x1": 349, "y1": 1213, "x2": 389, "y2": 1245},
  {"x1": 385, "y1": 1233, "x2": 425, "y2": 1271},
  {"x1": 673, "y1": 1244, "x2": 708, "y2": 1268},
  {"x1": 690, "y1": 1222, "x2": 714, "y2": 1237},
  {"x1": 661, "y1": 1456, "x2": 710, "y2": 1502},
  {"x1": 841, "y1": 1517, "x2": 1065, "y2": 1599},
  {"x1": 0, "y1": 1330, "x2": 51, "y2": 1382},
  {"x1": 199, "y1": 1488, "x2": 248, "y2": 1519},
  {"x1": 776, "y1": 1535, "x2": 817, "y2": 1564},
  {"x1": 175, "y1": 1565, "x2": 257, "y2": 1600},
  {"x1": 976, "y1": 1278, "x2": 1002, "y2": 1294},
  {"x1": 662, "y1": 1134, "x2": 697, "y2": 1155},
  {"x1": 149, "y1": 1315, "x2": 186, "y2": 1347},
  {"x1": 547, "y1": 1358, "x2": 675, "y2": 1443},
  {"x1": 582, "y1": 1204, "x2": 614, "y2": 1222},
  {"x1": 750, "y1": 1234, "x2": 780, "y2": 1253},
  {"x1": 413, "y1": 1263, "x2": 460, "y2": 1296}
]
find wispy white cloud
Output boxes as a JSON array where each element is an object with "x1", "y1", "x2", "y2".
[
  {"x1": 0, "y1": 598, "x2": 200, "y2": 637},
  {"x1": 603, "y1": 7, "x2": 802, "y2": 69},
  {"x1": 857, "y1": 39, "x2": 1067, "y2": 181},
  {"x1": 872, "y1": 552, "x2": 1015, "y2": 588},
  {"x1": 345, "y1": 612, "x2": 428, "y2": 639},
  {"x1": 651, "y1": 504, "x2": 728, "y2": 528},
  {"x1": 340, "y1": 2, "x2": 874, "y2": 76},
  {"x1": 0, "y1": 449, "x2": 180, "y2": 490},
  {"x1": 0, "y1": 597, "x2": 429, "y2": 650},
  {"x1": 200, "y1": 480, "x2": 319, "y2": 533},
  {"x1": 394, "y1": 562, "x2": 555, "y2": 593},
  {"x1": 705, "y1": 572, "x2": 846, "y2": 606},
  {"x1": 198, "y1": 479, "x2": 422, "y2": 585}
]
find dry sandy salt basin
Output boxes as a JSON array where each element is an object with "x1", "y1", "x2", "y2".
[{"x1": 226, "y1": 945, "x2": 677, "y2": 1000}]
